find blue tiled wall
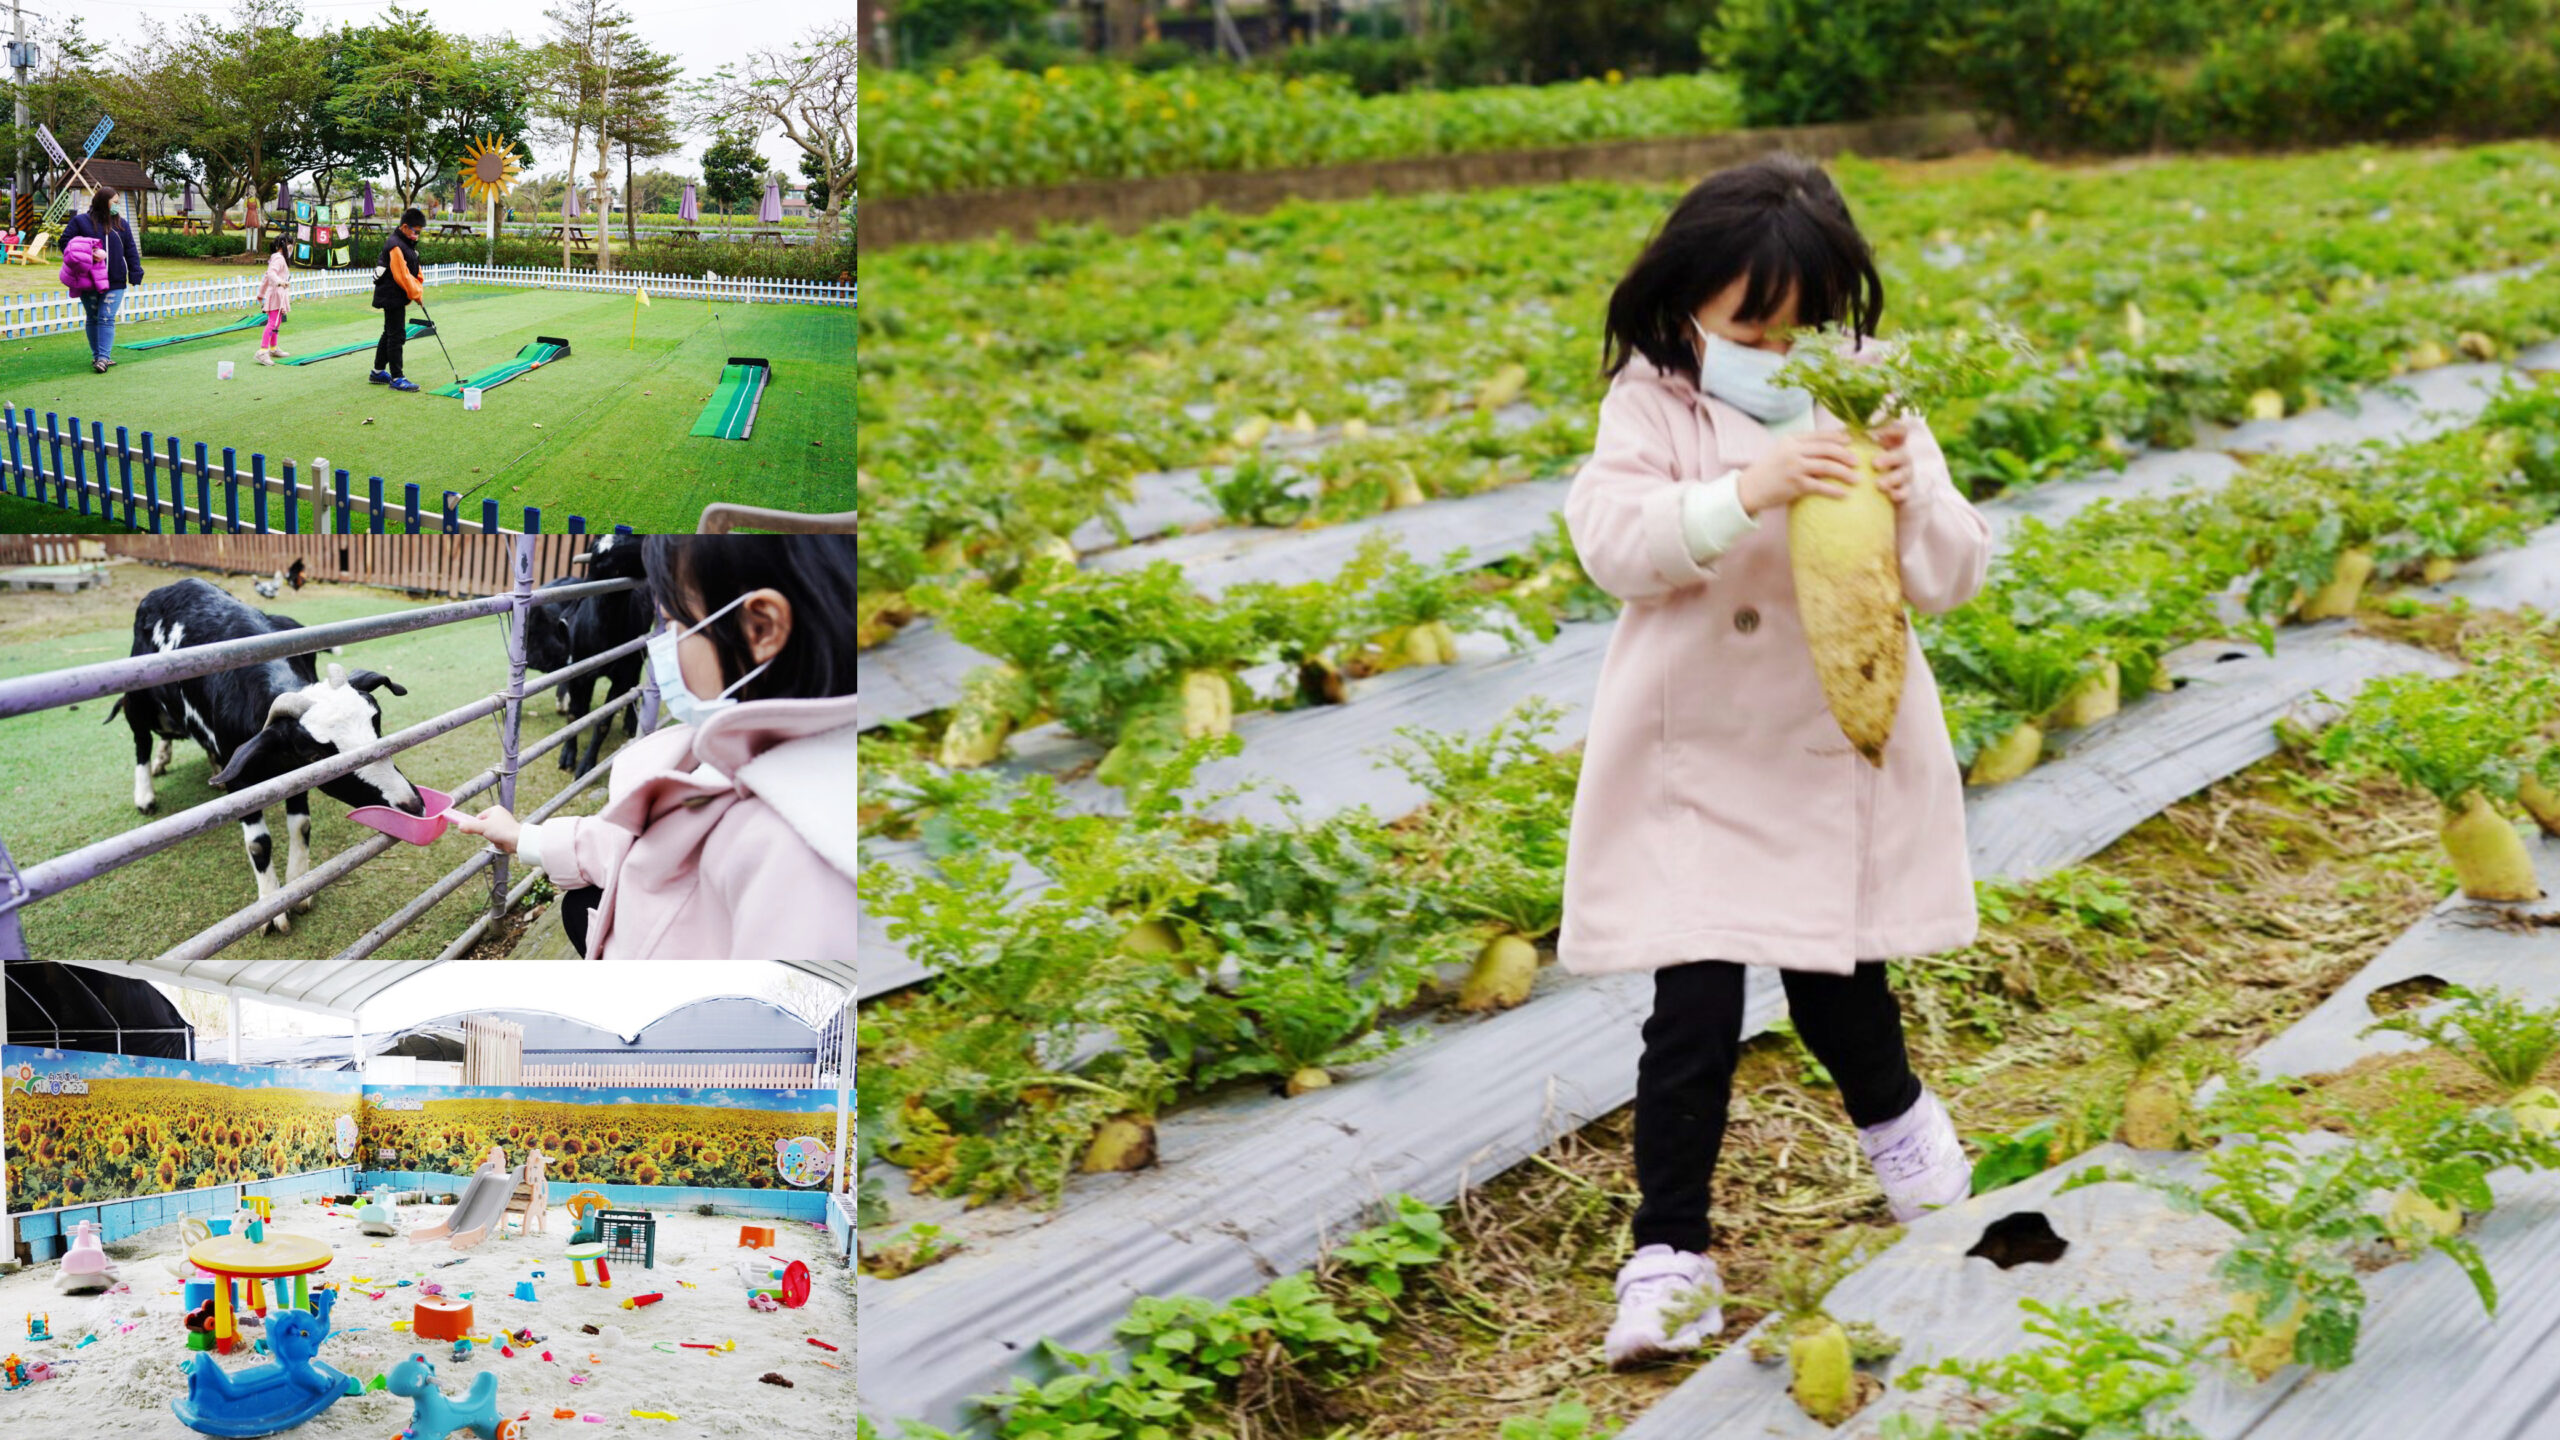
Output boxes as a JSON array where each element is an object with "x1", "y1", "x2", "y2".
[
  {"x1": 356, "y1": 1171, "x2": 836, "y2": 1226},
  {"x1": 15, "y1": 1167, "x2": 360, "y2": 1260}
]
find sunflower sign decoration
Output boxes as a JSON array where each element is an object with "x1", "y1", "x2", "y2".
[{"x1": 463, "y1": 132, "x2": 522, "y2": 261}]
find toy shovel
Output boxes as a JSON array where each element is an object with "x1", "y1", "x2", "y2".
[{"x1": 348, "y1": 785, "x2": 456, "y2": 846}]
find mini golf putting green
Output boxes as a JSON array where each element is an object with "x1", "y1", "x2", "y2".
[
  {"x1": 115, "y1": 309, "x2": 267, "y2": 352},
  {"x1": 690, "y1": 357, "x2": 770, "y2": 440},
  {"x1": 430, "y1": 336, "x2": 571, "y2": 398},
  {"x1": 280, "y1": 319, "x2": 434, "y2": 366}
]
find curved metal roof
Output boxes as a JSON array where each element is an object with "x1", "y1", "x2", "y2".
[{"x1": 35, "y1": 959, "x2": 854, "y2": 1021}]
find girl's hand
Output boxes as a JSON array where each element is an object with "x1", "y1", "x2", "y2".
[
  {"x1": 1871, "y1": 419, "x2": 1917, "y2": 506},
  {"x1": 446, "y1": 805, "x2": 522, "y2": 855},
  {"x1": 1735, "y1": 432, "x2": 1859, "y2": 517}
]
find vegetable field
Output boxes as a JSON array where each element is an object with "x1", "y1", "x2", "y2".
[{"x1": 856, "y1": 137, "x2": 2560, "y2": 1440}]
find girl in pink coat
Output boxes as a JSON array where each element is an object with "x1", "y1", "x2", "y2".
[
  {"x1": 1564, "y1": 154, "x2": 1994, "y2": 1368},
  {"x1": 447, "y1": 536, "x2": 856, "y2": 959},
  {"x1": 254, "y1": 237, "x2": 293, "y2": 365}
]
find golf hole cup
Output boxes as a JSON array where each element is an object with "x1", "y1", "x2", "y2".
[
  {"x1": 463, "y1": 386, "x2": 483, "y2": 411},
  {"x1": 218, "y1": 361, "x2": 234, "y2": 380}
]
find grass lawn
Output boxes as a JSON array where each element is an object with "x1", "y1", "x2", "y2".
[
  {"x1": 0, "y1": 562, "x2": 640, "y2": 959},
  {"x1": 0, "y1": 282, "x2": 850, "y2": 531}
]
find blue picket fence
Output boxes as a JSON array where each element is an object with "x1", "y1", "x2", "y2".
[{"x1": 0, "y1": 404, "x2": 630, "y2": 536}]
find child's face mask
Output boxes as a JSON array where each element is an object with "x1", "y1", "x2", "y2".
[
  {"x1": 647, "y1": 592, "x2": 774, "y2": 727},
  {"x1": 1692, "y1": 316, "x2": 1811, "y2": 424}
]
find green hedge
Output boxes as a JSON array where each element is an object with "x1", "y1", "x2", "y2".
[{"x1": 1711, "y1": 0, "x2": 2560, "y2": 149}]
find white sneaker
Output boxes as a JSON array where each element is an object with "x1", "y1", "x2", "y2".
[
  {"x1": 1605, "y1": 1244, "x2": 1722, "y2": 1369},
  {"x1": 1858, "y1": 1086, "x2": 1971, "y2": 1222},
  {"x1": 255, "y1": 347, "x2": 274, "y2": 366}
]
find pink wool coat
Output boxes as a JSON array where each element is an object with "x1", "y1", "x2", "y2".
[
  {"x1": 255, "y1": 254, "x2": 292, "y2": 316},
  {"x1": 518, "y1": 691, "x2": 857, "y2": 959},
  {"x1": 1556, "y1": 348, "x2": 1994, "y2": 976}
]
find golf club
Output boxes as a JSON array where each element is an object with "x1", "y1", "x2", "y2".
[{"x1": 411, "y1": 299, "x2": 465, "y2": 390}]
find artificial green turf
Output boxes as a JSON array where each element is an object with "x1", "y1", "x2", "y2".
[
  {"x1": 429, "y1": 339, "x2": 569, "y2": 399},
  {"x1": 0, "y1": 573, "x2": 634, "y2": 960},
  {"x1": 689, "y1": 360, "x2": 767, "y2": 439},
  {"x1": 115, "y1": 310, "x2": 267, "y2": 352},
  {"x1": 0, "y1": 284, "x2": 850, "y2": 531},
  {"x1": 279, "y1": 320, "x2": 430, "y2": 366}
]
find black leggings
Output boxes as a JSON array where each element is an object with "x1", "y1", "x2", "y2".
[
  {"x1": 375, "y1": 303, "x2": 407, "y2": 377},
  {"x1": 560, "y1": 884, "x2": 604, "y2": 957},
  {"x1": 1629, "y1": 960, "x2": 1923, "y2": 1254}
]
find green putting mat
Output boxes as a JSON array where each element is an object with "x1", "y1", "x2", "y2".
[
  {"x1": 116, "y1": 310, "x2": 268, "y2": 352},
  {"x1": 431, "y1": 335, "x2": 571, "y2": 398},
  {"x1": 689, "y1": 357, "x2": 771, "y2": 440},
  {"x1": 279, "y1": 320, "x2": 434, "y2": 366}
]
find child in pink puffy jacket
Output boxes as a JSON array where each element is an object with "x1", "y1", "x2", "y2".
[{"x1": 254, "y1": 236, "x2": 293, "y2": 365}]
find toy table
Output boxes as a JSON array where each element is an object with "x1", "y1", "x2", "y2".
[{"x1": 186, "y1": 1232, "x2": 333, "y2": 1355}]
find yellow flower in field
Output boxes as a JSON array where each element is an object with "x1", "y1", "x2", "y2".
[
  {"x1": 937, "y1": 68, "x2": 956, "y2": 84},
  {"x1": 1045, "y1": 66, "x2": 1067, "y2": 83},
  {"x1": 1285, "y1": 79, "x2": 1305, "y2": 97},
  {"x1": 930, "y1": 93, "x2": 948, "y2": 109},
  {"x1": 1159, "y1": 106, "x2": 1177, "y2": 120},
  {"x1": 1606, "y1": 69, "x2": 1623, "y2": 84},
  {"x1": 1184, "y1": 91, "x2": 1198, "y2": 109}
]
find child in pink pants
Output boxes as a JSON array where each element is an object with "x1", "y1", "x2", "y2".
[{"x1": 254, "y1": 237, "x2": 292, "y2": 365}]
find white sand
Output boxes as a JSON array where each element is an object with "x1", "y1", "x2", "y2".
[{"x1": 0, "y1": 1196, "x2": 854, "y2": 1439}]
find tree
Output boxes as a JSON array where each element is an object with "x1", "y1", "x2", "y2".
[
  {"x1": 693, "y1": 20, "x2": 853, "y2": 244},
  {"x1": 629, "y1": 166, "x2": 689, "y2": 215},
  {"x1": 98, "y1": 33, "x2": 201, "y2": 234},
  {"x1": 182, "y1": 0, "x2": 332, "y2": 250},
  {"x1": 698, "y1": 128, "x2": 764, "y2": 223},
  {"x1": 532, "y1": 0, "x2": 634, "y2": 272},
  {"x1": 602, "y1": 40, "x2": 681, "y2": 252},
  {"x1": 799, "y1": 150, "x2": 827, "y2": 213}
]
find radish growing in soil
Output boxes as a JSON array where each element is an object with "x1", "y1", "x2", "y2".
[
  {"x1": 2312, "y1": 635, "x2": 2559, "y2": 901},
  {"x1": 1731, "y1": 1227, "x2": 1904, "y2": 1425}
]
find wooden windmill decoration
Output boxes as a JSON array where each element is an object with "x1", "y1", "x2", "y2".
[{"x1": 462, "y1": 133, "x2": 521, "y2": 258}]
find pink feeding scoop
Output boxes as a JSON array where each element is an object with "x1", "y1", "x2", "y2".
[{"x1": 348, "y1": 785, "x2": 456, "y2": 846}]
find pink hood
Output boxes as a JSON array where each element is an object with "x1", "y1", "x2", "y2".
[{"x1": 519, "y1": 692, "x2": 857, "y2": 959}]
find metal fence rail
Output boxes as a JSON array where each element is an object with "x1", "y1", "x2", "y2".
[{"x1": 0, "y1": 535, "x2": 661, "y2": 960}]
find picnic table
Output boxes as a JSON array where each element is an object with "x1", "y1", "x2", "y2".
[
  {"x1": 435, "y1": 222, "x2": 473, "y2": 238},
  {"x1": 748, "y1": 228, "x2": 784, "y2": 245}
]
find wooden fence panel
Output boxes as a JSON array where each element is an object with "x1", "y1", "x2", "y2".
[{"x1": 92, "y1": 533, "x2": 598, "y2": 597}]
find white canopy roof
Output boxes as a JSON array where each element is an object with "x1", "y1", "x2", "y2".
[{"x1": 41, "y1": 959, "x2": 856, "y2": 1021}]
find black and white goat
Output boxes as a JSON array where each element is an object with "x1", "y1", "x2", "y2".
[{"x1": 107, "y1": 578, "x2": 425, "y2": 935}]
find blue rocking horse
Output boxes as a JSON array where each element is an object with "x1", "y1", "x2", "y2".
[{"x1": 169, "y1": 1287, "x2": 353, "y2": 1438}]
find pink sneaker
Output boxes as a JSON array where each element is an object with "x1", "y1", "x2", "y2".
[
  {"x1": 1605, "y1": 1244, "x2": 1722, "y2": 1368},
  {"x1": 1858, "y1": 1086, "x2": 1971, "y2": 1222}
]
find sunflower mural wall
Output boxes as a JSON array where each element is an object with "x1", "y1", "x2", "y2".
[
  {"x1": 359, "y1": 1084, "x2": 841, "y2": 1192},
  {"x1": 2, "y1": 1047, "x2": 362, "y2": 1214}
]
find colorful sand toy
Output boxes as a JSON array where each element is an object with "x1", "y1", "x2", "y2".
[
  {"x1": 563, "y1": 1242, "x2": 610, "y2": 1289},
  {"x1": 355, "y1": 1186, "x2": 404, "y2": 1237},
  {"x1": 55, "y1": 1218, "x2": 119, "y2": 1294},
  {"x1": 385, "y1": 1353, "x2": 525, "y2": 1440},
  {"x1": 169, "y1": 1287, "x2": 353, "y2": 1438}
]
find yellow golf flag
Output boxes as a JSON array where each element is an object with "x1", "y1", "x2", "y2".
[
  {"x1": 629, "y1": 285, "x2": 650, "y2": 348},
  {"x1": 636, "y1": 286, "x2": 650, "y2": 306}
]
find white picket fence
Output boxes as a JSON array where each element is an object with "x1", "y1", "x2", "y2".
[
  {"x1": 521, "y1": 1063, "x2": 819, "y2": 1090},
  {"x1": 431, "y1": 264, "x2": 854, "y2": 307},
  {"x1": 0, "y1": 260, "x2": 851, "y2": 344}
]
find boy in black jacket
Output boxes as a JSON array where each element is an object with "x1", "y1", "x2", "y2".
[{"x1": 369, "y1": 207, "x2": 426, "y2": 391}]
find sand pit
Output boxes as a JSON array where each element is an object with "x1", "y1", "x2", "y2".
[{"x1": 0, "y1": 1194, "x2": 853, "y2": 1438}]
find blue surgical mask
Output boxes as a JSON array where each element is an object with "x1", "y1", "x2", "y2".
[
  {"x1": 1693, "y1": 317, "x2": 1811, "y2": 424},
  {"x1": 647, "y1": 592, "x2": 773, "y2": 727}
]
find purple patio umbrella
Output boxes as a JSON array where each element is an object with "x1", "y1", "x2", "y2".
[
  {"x1": 564, "y1": 182, "x2": 580, "y2": 219},
  {"x1": 759, "y1": 180, "x2": 782, "y2": 224},
  {"x1": 182, "y1": 179, "x2": 196, "y2": 214},
  {"x1": 362, "y1": 181, "x2": 374, "y2": 218},
  {"x1": 678, "y1": 182, "x2": 697, "y2": 223},
  {"x1": 277, "y1": 177, "x2": 290, "y2": 220},
  {"x1": 453, "y1": 179, "x2": 465, "y2": 216}
]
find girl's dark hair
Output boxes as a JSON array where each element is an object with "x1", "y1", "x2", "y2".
[
  {"x1": 269, "y1": 235, "x2": 289, "y2": 256},
  {"x1": 87, "y1": 186, "x2": 122, "y2": 230},
  {"x1": 1601, "y1": 152, "x2": 1883, "y2": 385},
  {"x1": 642, "y1": 535, "x2": 856, "y2": 702}
]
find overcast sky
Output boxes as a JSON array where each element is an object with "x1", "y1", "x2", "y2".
[
  {"x1": 147, "y1": 960, "x2": 850, "y2": 1038},
  {"x1": 21, "y1": 0, "x2": 837, "y2": 181}
]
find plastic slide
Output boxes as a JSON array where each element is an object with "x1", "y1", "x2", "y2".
[
  {"x1": 117, "y1": 310, "x2": 268, "y2": 352},
  {"x1": 430, "y1": 336, "x2": 571, "y2": 399},
  {"x1": 688, "y1": 356, "x2": 770, "y2": 440},
  {"x1": 279, "y1": 320, "x2": 434, "y2": 366},
  {"x1": 408, "y1": 1162, "x2": 527, "y2": 1251}
]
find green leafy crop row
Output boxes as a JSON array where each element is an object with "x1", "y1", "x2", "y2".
[{"x1": 863, "y1": 61, "x2": 1741, "y2": 198}]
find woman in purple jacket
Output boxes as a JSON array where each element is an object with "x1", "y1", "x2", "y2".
[{"x1": 62, "y1": 185, "x2": 144, "y2": 372}]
